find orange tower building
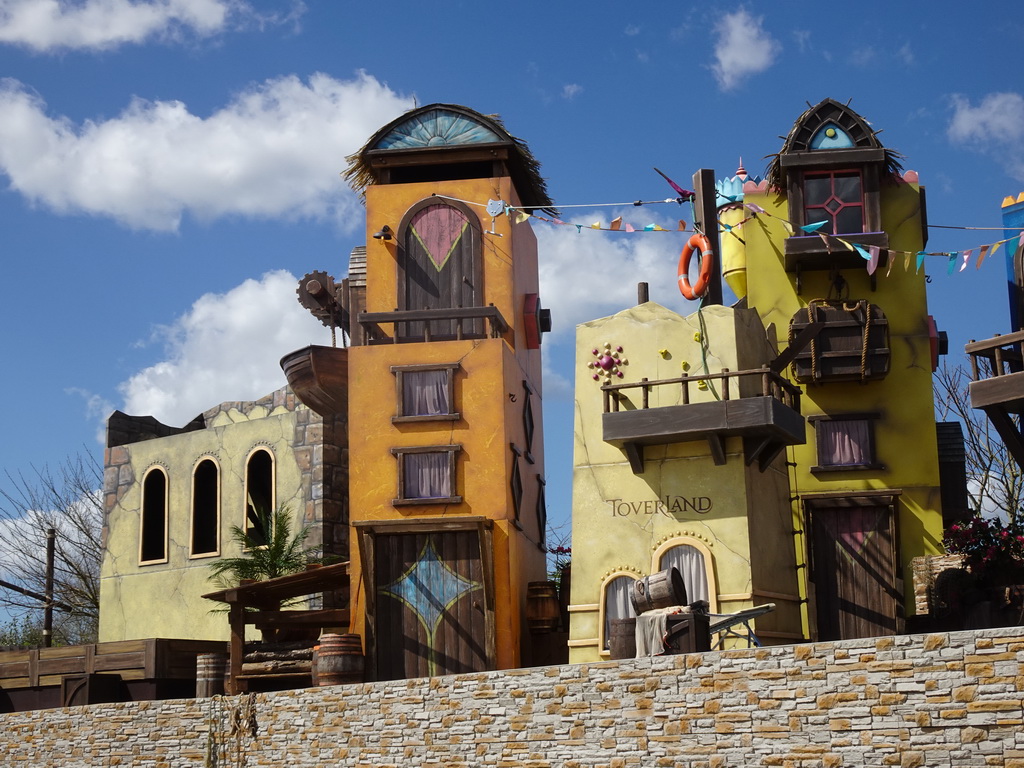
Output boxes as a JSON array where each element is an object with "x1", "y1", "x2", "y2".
[{"x1": 343, "y1": 105, "x2": 552, "y2": 679}]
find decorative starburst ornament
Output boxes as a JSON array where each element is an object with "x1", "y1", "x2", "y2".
[{"x1": 587, "y1": 342, "x2": 628, "y2": 384}]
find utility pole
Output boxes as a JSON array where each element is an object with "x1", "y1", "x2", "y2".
[{"x1": 44, "y1": 528, "x2": 55, "y2": 648}]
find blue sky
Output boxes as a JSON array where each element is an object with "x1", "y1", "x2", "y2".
[{"x1": 0, "y1": 1, "x2": 1022, "y2": 557}]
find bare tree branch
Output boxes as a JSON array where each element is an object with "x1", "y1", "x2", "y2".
[
  {"x1": 0, "y1": 452, "x2": 102, "y2": 645},
  {"x1": 935, "y1": 360, "x2": 1024, "y2": 525}
]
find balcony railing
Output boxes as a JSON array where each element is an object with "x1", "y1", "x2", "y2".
[
  {"x1": 966, "y1": 330, "x2": 1024, "y2": 383},
  {"x1": 358, "y1": 306, "x2": 509, "y2": 345},
  {"x1": 599, "y1": 366, "x2": 806, "y2": 473},
  {"x1": 600, "y1": 366, "x2": 802, "y2": 414},
  {"x1": 965, "y1": 330, "x2": 1024, "y2": 471}
]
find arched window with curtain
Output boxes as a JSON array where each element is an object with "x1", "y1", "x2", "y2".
[
  {"x1": 244, "y1": 448, "x2": 275, "y2": 547},
  {"x1": 190, "y1": 457, "x2": 219, "y2": 557},
  {"x1": 657, "y1": 541, "x2": 714, "y2": 609},
  {"x1": 600, "y1": 574, "x2": 637, "y2": 652},
  {"x1": 140, "y1": 466, "x2": 168, "y2": 564}
]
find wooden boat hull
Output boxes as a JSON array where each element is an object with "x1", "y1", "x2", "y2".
[{"x1": 280, "y1": 345, "x2": 349, "y2": 417}]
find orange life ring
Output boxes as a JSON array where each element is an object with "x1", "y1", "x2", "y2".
[{"x1": 678, "y1": 233, "x2": 714, "y2": 300}]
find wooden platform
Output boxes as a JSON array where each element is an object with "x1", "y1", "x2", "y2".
[{"x1": 0, "y1": 638, "x2": 227, "y2": 712}]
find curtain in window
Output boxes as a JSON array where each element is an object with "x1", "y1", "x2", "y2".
[
  {"x1": 404, "y1": 452, "x2": 451, "y2": 499},
  {"x1": 403, "y1": 370, "x2": 449, "y2": 416},
  {"x1": 818, "y1": 419, "x2": 870, "y2": 466},
  {"x1": 603, "y1": 575, "x2": 636, "y2": 649},
  {"x1": 659, "y1": 545, "x2": 709, "y2": 604}
]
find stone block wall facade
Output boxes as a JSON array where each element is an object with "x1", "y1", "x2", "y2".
[{"x1": 2, "y1": 627, "x2": 1023, "y2": 767}]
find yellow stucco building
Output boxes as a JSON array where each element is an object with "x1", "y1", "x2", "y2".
[
  {"x1": 569, "y1": 99, "x2": 947, "y2": 658},
  {"x1": 99, "y1": 390, "x2": 347, "y2": 641},
  {"x1": 343, "y1": 105, "x2": 551, "y2": 679}
]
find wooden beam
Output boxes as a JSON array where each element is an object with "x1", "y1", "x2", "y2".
[
  {"x1": 691, "y1": 168, "x2": 722, "y2": 306},
  {"x1": 623, "y1": 442, "x2": 644, "y2": 474},
  {"x1": 227, "y1": 603, "x2": 245, "y2": 695},
  {"x1": 770, "y1": 321, "x2": 824, "y2": 373},
  {"x1": 983, "y1": 406, "x2": 1024, "y2": 471},
  {"x1": 707, "y1": 434, "x2": 726, "y2": 465}
]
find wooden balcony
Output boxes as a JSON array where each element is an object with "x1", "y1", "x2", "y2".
[
  {"x1": 357, "y1": 306, "x2": 508, "y2": 345},
  {"x1": 966, "y1": 331, "x2": 1024, "y2": 468},
  {"x1": 601, "y1": 367, "x2": 806, "y2": 473}
]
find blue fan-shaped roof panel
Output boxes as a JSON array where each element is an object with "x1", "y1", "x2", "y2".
[
  {"x1": 809, "y1": 122, "x2": 855, "y2": 150},
  {"x1": 374, "y1": 108, "x2": 503, "y2": 150}
]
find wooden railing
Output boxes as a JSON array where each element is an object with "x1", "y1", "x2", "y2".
[
  {"x1": 600, "y1": 366, "x2": 802, "y2": 414},
  {"x1": 358, "y1": 306, "x2": 509, "y2": 344},
  {"x1": 966, "y1": 330, "x2": 1024, "y2": 381}
]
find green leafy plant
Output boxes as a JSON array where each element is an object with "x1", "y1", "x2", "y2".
[{"x1": 208, "y1": 504, "x2": 312, "y2": 587}]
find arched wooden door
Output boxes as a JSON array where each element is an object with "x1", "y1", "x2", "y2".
[{"x1": 398, "y1": 200, "x2": 482, "y2": 339}]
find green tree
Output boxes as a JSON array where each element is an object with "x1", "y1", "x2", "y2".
[{"x1": 208, "y1": 504, "x2": 312, "y2": 587}]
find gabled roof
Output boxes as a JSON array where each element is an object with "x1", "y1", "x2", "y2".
[{"x1": 344, "y1": 103, "x2": 556, "y2": 215}]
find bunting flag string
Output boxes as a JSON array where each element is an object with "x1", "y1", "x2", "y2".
[{"x1": 436, "y1": 192, "x2": 1023, "y2": 277}]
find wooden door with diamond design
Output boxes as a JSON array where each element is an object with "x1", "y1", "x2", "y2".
[
  {"x1": 398, "y1": 200, "x2": 482, "y2": 338},
  {"x1": 374, "y1": 530, "x2": 488, "y2": 680}
]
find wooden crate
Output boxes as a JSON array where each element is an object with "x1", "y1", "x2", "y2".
[{"x1": 789, "y1": 301, "x2": 889, "y2": 383}]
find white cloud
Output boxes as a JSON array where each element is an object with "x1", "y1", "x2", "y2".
[
  {"x1": 0, "y1": 0, "x2": 255, "y2": 52},
  {"x1": 0, "y1": 72, "x2": 413, "y2": 231},
  {"x1": 948, "y1": 92, "x2": 1024, "y2": 180},
  {"x1": 562, "y1": 84, "x2": 583, "y2": 100},
  {"x1": 118, "y1": 270, "x2": 329, "y2": 425},
  {"x1": 535, "y1": 211, "x2": 705, "y2": 398},
  {"x1": 66, "y1": 387, "x2": 117, "y2": 445},
  {"x1": 537, "y1": 210, "x2": 699, "y2": 346},
  {"x1": 711, "y1": 9, "x2": 779, "y2": 91}
]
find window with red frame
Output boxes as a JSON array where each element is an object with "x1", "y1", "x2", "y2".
[{"x1": 803, "y1": 170, "x2": 864, "y2": 234}]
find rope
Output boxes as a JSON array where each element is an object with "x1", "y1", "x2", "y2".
[{"x1": 858, "y1": 301, "x2": 872, "y2": 382}]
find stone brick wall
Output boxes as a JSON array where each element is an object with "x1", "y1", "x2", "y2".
[{"x1": 2, "y1": 627, "x2": 1023, "y2": 767}]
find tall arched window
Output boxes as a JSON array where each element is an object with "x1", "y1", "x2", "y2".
[
  {"x1": 190, "y1": 458, "x2": 219, "y2": 557},
  {"x1": 655, "y1": 539, "x2": 716, "y2": 611},
  {"x1": 600, "y1": 573, "x2": 637, "y2": 652},
  {"x1": 244, "y1": 448, "x2": 275, "y2": 547},
  {"x1": 140, "y1": 466, "x2": 168, "y2": 564}
]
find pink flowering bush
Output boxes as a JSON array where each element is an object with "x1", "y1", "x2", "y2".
[{"x1": 944, "y1": 515, "x2": 1024, "y2": 586}]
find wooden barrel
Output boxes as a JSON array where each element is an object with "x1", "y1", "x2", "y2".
[
  {"x1": 631, "y1": 568, "x2": 687, "y2": 615},
  {"x1": 316, "y1": 634, "x2": 364, "y2": 686},
  {"x1": 608, "y1": 618, "x2": 637, "y2": 660},
  {"x1": 195, "y1": 652, "x2": 228, "y2": 697},
  {"x1": 526, "y1": 581, "x2": 561, "y2": 633}
]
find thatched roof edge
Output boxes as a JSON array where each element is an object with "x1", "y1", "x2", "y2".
[{"x1": 343, "y1": 103, "x2": 557, "y2": 216}]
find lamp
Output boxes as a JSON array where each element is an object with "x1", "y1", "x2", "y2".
[{"x1": 372, "y1": 225, "x2": 393, "y2": 241}]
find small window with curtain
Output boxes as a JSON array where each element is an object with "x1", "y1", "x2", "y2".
[
  {"x1": 392, "y1": 363, "x2": 460, "y2": 422},
  {"x1": 392, "y1": 445, "x2": 462, "y2": 506},
  {"x1": 601, "y1": 574, "x2": 637, "y2": 652},
  {"x1": 810, "y1": 414, "x2": 882, "y2": 472}
]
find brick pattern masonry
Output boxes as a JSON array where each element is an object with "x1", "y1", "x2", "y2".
[{"x1": 2, "y1": 627, "x2": 1023, "y2": 767}]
